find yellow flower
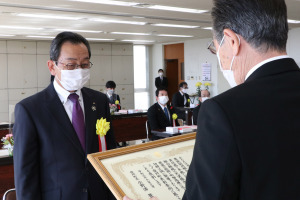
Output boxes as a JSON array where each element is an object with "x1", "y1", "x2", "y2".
[
  {"x1": 204, "y1": 82, "x2": 212, "y2": 86},
  {"x1": 115, "y1": 100, "x2": 119, "y2": 105},
  {"x1": 96, "y1": 117, "x2": 110, "y2": 137},
  {"x1": 187, "y1": 99, "x2": 190, "y2": 103},
  {"x1": 195, "y1": 82, "x2": 202, "y2": 87},
  {"x1": 172, "y1": 113, "x2": 178, "y2": 120}
]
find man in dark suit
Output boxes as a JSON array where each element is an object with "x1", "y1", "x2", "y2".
[
  {"x1": 172, "y1": 82, "x2": 190, "y2": 120},
  {"x1": 147, "y1": 88, "x2": 178, "y2": 130},
  {"x1": 183, "y1": 0, "x2": 300, "y2": 199},
  {"x1": 105, "y1": 80, "x2": 121, "y2": 110},
  {"x1": 192, "y1": 89, "x2": 210, "y2": 125},
  {"x1": 155, "y1": 69, "x2": 168, "y2": 89},
  {"x1": 13, "y1": 32, "x2": 117, "y2": 200}
]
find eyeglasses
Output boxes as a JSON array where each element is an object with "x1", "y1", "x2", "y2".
[
  {"x1": 207, "y1": 40, "x2": 216, "y2": 55},
  {"x1": 55, "y1": 61, "x2": 93, "y2": 70}
]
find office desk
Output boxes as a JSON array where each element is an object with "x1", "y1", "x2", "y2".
[
  {"x1": 0, "y1": 124, "x2": 14, "y2": 198},
  {"x1": 111, "y1": 112, "x2": 148, "y2": 143}
]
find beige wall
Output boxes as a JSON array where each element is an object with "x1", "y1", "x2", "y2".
[{"x1": 0, "y1": 41, "x2": 134, "y2": 122}]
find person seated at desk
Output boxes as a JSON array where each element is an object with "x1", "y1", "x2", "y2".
[
  {"x1": 172, "y1": 82, "x2": 190, "y2": 120},
  {"x1": 172, "y1": 82, "x2": 190, "y2": 107},
  {"x1": 155, "y1": 69, "x2": 168, "y2": 89},
  {"x1": 193, "y1": 89, "x2": 210, "y2": 125},
  {"x1": 147, "y1": 88, "x2": 178, "y2": 130},
  {"x1": 106, "y1": 80, "x2": 121, "y2": 110}
]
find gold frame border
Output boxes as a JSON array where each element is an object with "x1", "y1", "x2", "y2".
[{"x1": 87, "y1": 132, "x2": 196, "y2": 200}]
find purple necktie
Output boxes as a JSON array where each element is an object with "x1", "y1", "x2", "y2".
[{"x1": 69, "y1": 93, "x2": 86, "y2": 152}]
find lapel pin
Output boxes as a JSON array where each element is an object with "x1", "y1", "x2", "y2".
[{"x1": 92, "y1": 105, "x2": 96, "y2": 111}]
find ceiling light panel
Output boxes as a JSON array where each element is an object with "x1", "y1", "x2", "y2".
[
  {"x1": 122, "y1": 39, "x2": 155, "y2": 43},
  {"x1": 69, "y1": 0, "x2": 138, "y2": 6},
  {"x1": 54, "y1": 29, "x2": 102, "y2": 33},
  {"x1": 147, "y1": 5, "x2": 208, "y2": 14},
  {"x1": 26, "y1": 35, "x2": 55, "y2": 39},
  {"x1": 288, "y1": 19, "x2": 300, "y2": 23},
  {"x1": 89, "y1": 18, "x2": 146, "y2": 25},
  {"x1": 111, "y1": 32, "x2": 150, "y2": 35},
  {"x1": 151, "y1": 23, "x2": 199, "y2": 29},
  {"x1": 157, "y1": 34, "x2": 193, "y2": 38},
  {"x1": 0, "y1": 25, "x2": 43, "y2": 30},
  {"x1": 86, "y1": 38, "x2": 116, "y2": 41},
  {"x1": 17, "y1": 13, "x2": 82, "y2": 20}
]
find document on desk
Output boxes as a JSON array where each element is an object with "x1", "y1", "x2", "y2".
[{"x1": 88, "y1": 133, "x2": 196, "y2": 200}]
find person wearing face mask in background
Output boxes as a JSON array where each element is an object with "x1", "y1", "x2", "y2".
[
  {"x1": 192, "y1": 89, "x2": 210, "y2": 125},
  {"x1": 105, "y1": 80, "x2": 121, "y2": 111},
  {"x1": 13, "y1": 32, "x2": 117, "y2": 200},
  {"x1": 155, "y1": 69, "x2": 168, "y2": 89},
  {"x1": 172, "y1": 82, "x2": 190, "y2": 120},
  {"x1": 147, "y1": 88, "x2": 179, "y2": 135}
]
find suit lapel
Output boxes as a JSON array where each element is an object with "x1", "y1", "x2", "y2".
[
  {"x1": 82, "y1": 89, "x2": 98, "y2": 154},
  {"x1": 45, "y1": 84, "x2": 85, "y2": 156},
  {"x1": 156, "y1": 103, "x2": 170, "y2": 124}
]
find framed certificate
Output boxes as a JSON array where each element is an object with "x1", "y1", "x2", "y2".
[{"x1": 88, "y1": 132, "x2": 196, "y2": 200}]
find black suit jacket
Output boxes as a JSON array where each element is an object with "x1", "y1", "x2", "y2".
[
  {"x1": 107, "y1": 93, "x2": 121, "y2": 110},
  {"x1": 155, "y1": 76, "x2": 168, "y2": 88},
  {"x1": 172, "y1": 91, "x2": 190, "y2": 107},
  {"x1": 147, "y1": 103, "x2": 178, "y2": 130},
  {"x1": 192, "y1": 103, "x2": 201, "y2": 125},
  {"x1": 13, "y1": 83, "x2": 117, "y2": 200},
  {"x1": 183, "y1": 58, "x2": 300, "y2": 200}
]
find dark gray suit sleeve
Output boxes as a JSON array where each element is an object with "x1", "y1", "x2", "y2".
[
  {"x1": 13, "y1": 103, "x2": 42, "y2": 200},
  {"x1": 183, "y1": 99, "x2": 241, "y2": 200},
  {"x1": 147, "y1": 106, "x2": 160, "y2": 130}
]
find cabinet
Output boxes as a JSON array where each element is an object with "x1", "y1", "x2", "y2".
[
  {"x1": 0, "y1": 54, "x2": 7, "y2": 89},
  {"x1": 7, "y1": 41, "x2": 36, "y2": 54},
  {"x1": 112, "y1": 44, "x2": 133, "y2": 56},
  {"x1": 112, "y1": 56, "x2": 134, "y2": 85},
  {"x1": 8, "y1": 54, "x2": 37, "y2": 88},
  {"x1": 90, "y1": 55, "x2": 112, "y2": 86}
]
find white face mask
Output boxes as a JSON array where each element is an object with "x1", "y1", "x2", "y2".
[
  {"x1": 107, "y1": 89, "x2": 114, "y2": 95},
  {"x1": 182, "y1": 88, "x2": 188, "y2": 94},
  {"x1": 56, "y1": 65, "x2": 90, "y2": 91},
  {"x1": 201, "y1": 97, "x2": 209, "y2": 102},
  {"x1": 159, "y1": 72, "x2": 163, "y2": 76},
  {"x1": 216, "y1": 35, "x2": 240, "y2": 88},
  {"x1": 158, "y1": 96, "x2": 169, "y2": 105}
]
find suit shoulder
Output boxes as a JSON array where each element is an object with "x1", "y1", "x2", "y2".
[
  {"x1": 148, "y1": 103, "x2": 157, "y2": 112},
  {"x1": 82, "y1": 87, "x2": 107, "y2": 99}
]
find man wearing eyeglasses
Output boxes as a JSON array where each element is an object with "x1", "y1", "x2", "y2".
[
  {"x1": 183, "y1": 0, "x2": 300, "y2": 199},
  {"x1": 13, "y1": 32, "x2": 117, "y2": 200}
]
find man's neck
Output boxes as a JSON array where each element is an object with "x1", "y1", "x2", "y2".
[{"x1": 236, "y1": 47, "x2": 287, "y2": 84}]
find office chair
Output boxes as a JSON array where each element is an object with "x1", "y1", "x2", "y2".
[{"x1": 2, "y1": 188, "x2": 16, "y2": 200}]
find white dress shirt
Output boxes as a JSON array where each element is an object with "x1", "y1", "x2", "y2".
[
  {"x1": 180, "y1": 90, "x2": 186, "y2": 105},
  {"x1": 245, "y1": 55, "x2": 290, "y2": 80},
  {"x1": 158, "y1": 102, "x2": 170, "y2": 121},
  {"x1": 53, "y1": 79, "x2": 85, "y2": 122}
]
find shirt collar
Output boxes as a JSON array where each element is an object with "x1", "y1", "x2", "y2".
[
  {"x1": 179, "y1": 90, "x2": 184, "y2": 96},
  {"x1": 245, "y1": 55, "x2": 289, "y2": 80},
  {"x1": 53, "y1": 79, "x2": 82, "y2": 105},
  {"x1": 157, "y1": 102, "x2": 167, "y2": 110}
]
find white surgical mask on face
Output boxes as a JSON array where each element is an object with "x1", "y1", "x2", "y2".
[
  {"x1": 201, "y1": 97, "x2": 209, "y2": 102},
  {"x1": 55, "y1": 65, "x2": 90, "y2": 91},
  {"x1": 182, "y1": 88, "x2": 188, "y2": 94},
  {"x1": 158, "y1": 96, "x2": 169, "y2": 105},
  {"x1": 159, "y1": 72, "x2": 163, "y2": 76},
  {"x1": 216, "y1": 35, "x2": 240, "y2": 88},
  {"x1": 107, "y1": 89, "x2": 114, "y2": 95}
]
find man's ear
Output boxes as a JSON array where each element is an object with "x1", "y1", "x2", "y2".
[
  {"x1": 223, "y1": 29, "x2": 240, "y2": 56},
  {"x1": 48, "y1": 60, "x2": 56, "y2": 76}
]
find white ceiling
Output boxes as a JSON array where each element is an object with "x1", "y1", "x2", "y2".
[{"x1": 0, "y1": 0, "x2": 299, "y2": 44}]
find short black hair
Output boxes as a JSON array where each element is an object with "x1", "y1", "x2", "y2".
[
  {"x1": 50, "y1": 32, "x2": 91, "y2": 61},
  {"x1": 179, "y1": 82, "x2": 187, "y2": 88},
  {"x1": 106, "y1": 81, "x2": 116, "y2": 89},
  {"x1": 158, "y1": 69, "x2": 164, "y2": 73},
  {"x1": 212, "y1": 0, "x2": 288, "y2": 53},
  {"x1": 155, "y1": 87, "x2": 168, "y2": 97}
]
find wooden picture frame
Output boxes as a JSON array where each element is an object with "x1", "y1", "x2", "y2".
[{"x1": 87, "y1": 132, "x2": 196, "y2": 200}]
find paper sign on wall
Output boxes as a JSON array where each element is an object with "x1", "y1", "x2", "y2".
[{"x1": 202, "y1": 63, "x2": 211, "y2": 81}]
